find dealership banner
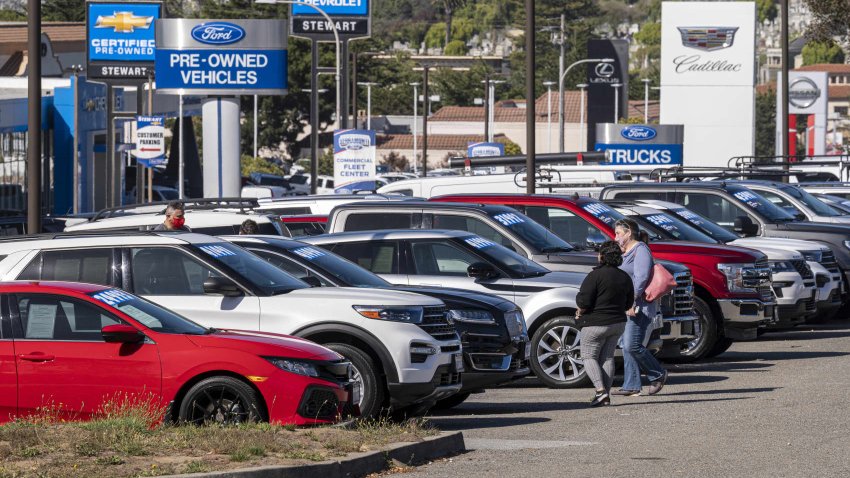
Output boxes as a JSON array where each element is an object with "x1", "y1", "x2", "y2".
[
  {"x1": 154, "y1": 19, "x2": 288, "y2": 95},
  {"x1": 468, "y1": 142, "x2": 505, "y2": 158},
  {"x1": 290, "y1": 0, "x2": 371, "y2": 41},
  {"x1": 86, "y1": 1, "x2": 162, "y2": 81},
  {"x1": 596, "y1": 124, "x2": 684, "y2": 165},
  {"x1": 586, "y1": 39, "x2": 629, "y2": 148},
  {"x1": 334, "y1": 129, "x2": 376, "y2": 193},
  {"x1": 776, "y1": 71, "x2": 828, "y2": 155},
  {"x1": 660, "y1": 1, "x2": 756, "y2": 167}
]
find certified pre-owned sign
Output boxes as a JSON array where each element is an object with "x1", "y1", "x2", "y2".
[
  {"x1": 154, "y1": 19, "x2": 288, "y2": 95},
  {"x1": 86, "y1": 1, "x2": 162, "y2": 81}
]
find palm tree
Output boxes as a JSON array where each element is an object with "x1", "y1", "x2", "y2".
[{"x1": 431, "y1": 0, "x2": 468, "y2": 47}]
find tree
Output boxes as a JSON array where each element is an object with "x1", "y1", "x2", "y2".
[
  {"x1": 802, "y1": 40, "x2": 846, "y2": 65},
  {"x1": 805, "y1": 0, "x2": 850, "y2": 41},
  {"x1": 430, "y1": 0, "x2": 468, "y2": 47},
  {"x1": 444, "y1": 40, "x2": 467, "y2": 56},
  {"x1": 382, "y1": 151, "x2": 410, "y2": 172},
  {"x1": 496, "y1": 136, "x2": 522, "y2": 156},
  {"x1": 755, "y1": 89, "x2": 777, "y2": 158},
  {"x1": 756, "y1": 0, "x2": 778, "y2": 23},
  {"x1": 41, "y1": 0, "x2": 84, "y2": 21},
  {"x1": 0, "y1": 8, "x2": 25, "y2": 21},
  {"x1": 241, "y1": 156, "x2": 285, "y2": 177}
]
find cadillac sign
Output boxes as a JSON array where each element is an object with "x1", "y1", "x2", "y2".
[{"x1": 677, "y1": 27, "x2": 738, "y2": 51}]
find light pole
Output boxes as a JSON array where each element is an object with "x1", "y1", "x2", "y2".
[
  {"x1": 558, "y1": 58, "x2": 615, "y2": 152},
  {"x1": 642, "y1": 79, "x2": 651, "y2": 124},
  {"x1": 410, "y1": 82, "x2": 420, "y2": 174},
  {"x1": 543, "y1": 80, "x2": 555, "y2": 153},
  {"x1": 577, "y1": 83, "x2": 588, "y2": 152},
  {"x1": 357, "y1": 82, "x2": 378, "y2": 130},
  {"x1": 611, "y1": 83, "x2": 622, "y2": 124},
  {"x1": 488, "y1": 80, "x2": 505, "y2": 142}
]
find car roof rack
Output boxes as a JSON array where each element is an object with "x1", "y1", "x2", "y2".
[
  {"x1": 90, "y1": 198, "x2": 260, "y2": 221},
  {"x1": 0, "y1": 230, "x2": 170, "y2": 243},
  {"x1": 648, "y1": 166, "x2": 796, "y2": 182}
]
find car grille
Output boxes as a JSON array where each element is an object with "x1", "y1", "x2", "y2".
[
  {"x1": 759, "y1": 285, "x2": 775, "y2": 303},
  {"x1": 791, "y1": 259, "x2": 814, "y2": 280},
  {"x1": 438, "y1": 371, "x2": 461, "y2": 386},
  {"x1": 804, "y1": 294, "x2": 817, "y2": 312},
  {"x1": 297, "y1": 387, "x2": 340, "y2": 420},
  {"x1": 821, "y1": 250, "x2": 841, "y2": 276},
  {"x1": 744, "y1": 259, "x2": 772, "y2": 290},
  {"x1": 417, "y1": 306, "x2": 458, "y2": 341},
  {"x1": 659, "y1": 270, "x2": 694, "y2": 317}
]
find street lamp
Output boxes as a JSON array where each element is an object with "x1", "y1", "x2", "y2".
[
  {"x1": 611, "y1": 83, "x2": 622, "y2": 124},
  {"x1": 558, "y1": 58, "x2": 615, "y2": 152},
  {"x1": 485, "y1": 80, "x2": 506, "y2": 142},
  {"x1": 357, "y1": 82, "x2": 378, "y2": 130},
  {"x1": 642, "y1": 78, "x2": 651, "y2": 124},
  {"x1": 543, "y1": 80, "x2": 556, "y2": 153},
  {"x1": 409, "y1": 82, "x2": 420, "y2": 174},
  {"x1": 577, "y1": 83, "x2": 588, "y2": 152}
]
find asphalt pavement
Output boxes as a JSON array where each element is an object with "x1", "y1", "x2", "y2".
[{"x1": 407, "y1": 320, "x2": 850, "y2": 477}]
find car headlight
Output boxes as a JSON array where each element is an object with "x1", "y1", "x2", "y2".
[
  {"x1": 265, "y1": 357, "x2": 319, "y2": 377},
  {"x1": 503, "y1": 309, "x2": 527, "y2": 337},
  {"x1": 769, "y1": 261, "x2": 795, "y2": 273},
  {"x1": 448, "y1": 309, "x2": 496, "y2": 325},
  {"x1": 717, "y1": 263, "x2": 759, "y2": 293},
  {"x1": 353, "y1": 306, "x2": 424, "y2": 324},
  {"x1": 801, "y1": 250, "x2": 822, "y2": 262}
]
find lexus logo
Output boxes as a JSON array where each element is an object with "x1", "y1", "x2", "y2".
[{"x1": 595, "y1": 62, "x2": 615, "y2": 78}]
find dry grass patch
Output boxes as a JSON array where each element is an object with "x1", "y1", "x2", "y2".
[{"x1": 0, "y1": 398, "x2": 438, "y2": 478}]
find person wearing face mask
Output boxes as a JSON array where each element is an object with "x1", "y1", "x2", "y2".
[
  {"x1": 611, "y1": 218, "x2": 668, "y2": 397},
  {"x1": 154, "y1": 201, "x2": 192, "y2": 232},
  {"x1": 576, "y1": 240, "x2": 633, "y2": 407}
]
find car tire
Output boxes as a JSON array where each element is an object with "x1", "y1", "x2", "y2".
[
  {"x1": 326, "y1": 343, "x2": 385, "y2": 419},
  {"x1": 667, "y1": 297, "x2": 717, "y2": 363},
  {"x1": 432, "y1": 392, "x2": 472, "y2": 410},
  {"x1": 704, "y1": 336, "x2": 734, "y2": 358},
  {"x1": 529, "y1": 316, "x2": 590, "y2": 389},
  {"x1": 178, "y1": 376, "x2": 263, "y2": 425}
]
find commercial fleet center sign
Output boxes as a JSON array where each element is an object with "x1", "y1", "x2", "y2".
[
  {"x1": 154, "y1": 19, "x2": 288, "y2": 95},
  {"x1": 334, "y1": 130, "x2": 376, "y2": 194},
  {"x1": 660, "y1": 1, "x2": 756, "y2": 168}
]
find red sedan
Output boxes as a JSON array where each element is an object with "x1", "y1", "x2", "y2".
[{"x1": 0, "y1": 282, "x2": 351, "y2": 426}]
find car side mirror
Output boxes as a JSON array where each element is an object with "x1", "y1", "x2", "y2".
[
  {"x1": 586, "y1": 233, "x2": 607, "y2": 251},
  {"x1": 102, "y1": 324, "x2": 145, "y2": 344},
  {"x1": 302, "y1": 276, "x2": 323, "y2": 287},
  {"x1": 203, "y1": 276, "x2": 243, "y2": 297},
  {"x1": 733, "y1": 215, "x2": 758, "y2": 237},
  {"x1": 467, "y1": 262, "x2": 499, "y2": 280}
]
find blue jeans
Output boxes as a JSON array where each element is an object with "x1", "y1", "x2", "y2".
[{"x1": 621, "y1": 309, "x2": 666, "y2": 390}]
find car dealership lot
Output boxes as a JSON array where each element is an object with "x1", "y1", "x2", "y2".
[{"x1": 407, "y1": 321, "x2": 850, "y2": 477}]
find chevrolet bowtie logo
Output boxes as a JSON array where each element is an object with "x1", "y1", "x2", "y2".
[{"x1": 95, "y1": 11, "x2": 153, "y2": 33}]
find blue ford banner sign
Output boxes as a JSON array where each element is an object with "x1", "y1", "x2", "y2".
[
  {"x1": 86, "y1": 1, "x2": 162, "y2": 81},
  {"x1": 595, "y1": 123, "x2": 684, "y2": 165},
  {"x1": 334, "y1": 129, "x2": 376, "y2": 194},
  {"x1": 292, "y1": 0, "x2": 369, "y2": 16},
  {"x1": 154, "y1": 19, "x2": 288, "y2": 95},
  {"x1": 467, "y1": 142, "x2": 505, "y2": 158}
]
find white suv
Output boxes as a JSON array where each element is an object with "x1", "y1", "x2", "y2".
[{"x1": 0, "y1": 233, "x2": 462, "y2": 417}]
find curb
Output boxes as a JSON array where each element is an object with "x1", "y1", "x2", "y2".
[{"x1": 162, "y1": 431, "x2": 465, "y2": 478}]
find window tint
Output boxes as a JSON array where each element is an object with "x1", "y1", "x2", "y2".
[
  {"x1": 758, "y1": 190, "x2": 796, "y2": 210},
  {"x1": 17, "y1": 294, "x2": 120, "y2": 341},
  {"x1": 411, "y1": 241, "x2": 480, "y2": 276},
  {"x1": 284, "y1": 222, "x2": 326, "y2": 237},
  {"x1": 431, "y1": 214, "x2": 519, "y2": 250},
  {"x1": 523, "y1": 206, "x2": 606, "y2": 246},
  {"x1": 131, "y1": 247, "x2": 225, "y2": 296},
  {"x1": 607, "y1": 191, "x2": 671, "y2": 201},
  {"x1": 344, "y1": 212, "x2": 416, "y2": 231},
  {"x1": 680, "y1": 193, "x2": 749, "y2": 229},
  {"x1": 251, "y1": 249, "x2": 332, "y2": 286},
  {"x1": 18, "y1": 249, "x2": 114, "y2": 286},
  {"x1": 325, "y1": 179, "x2": 335, "y2": 188},
  {"x1": 328, "y1": 242, "x2": 399, "y2": 274}
]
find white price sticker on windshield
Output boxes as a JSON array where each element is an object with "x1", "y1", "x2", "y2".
[
  {"x1": 465, "y1": 237, "x2": 495, "y2": 249},
  {"x1": 734, "y1": 191, "x2": 758, "y2": 202},
  {"x1": 493, "y1": 213, "x2": 525, "y2": 226},
  {"x1": 92, "y1": 289, "x2": 135, "y2": 307},
  {"x1": 200, "y1": 245, "x2": 237, "y2": 258},
  {"x1": 292, "y1": 247, "x2": 325, "y2": 260},
  {"x1": 646, "y1": 214, "x2": 673, "y2": 226}
]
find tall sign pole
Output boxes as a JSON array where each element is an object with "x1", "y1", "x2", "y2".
[
  {"x1": 27, "y1": 0, "x2": 41, "y2": 233},
  {"x1": 781, "y1": 0, "x2": 790, "y2": 169},
  {"x1": 525, "y1": 0, "x2": 535, "y2": 193}
]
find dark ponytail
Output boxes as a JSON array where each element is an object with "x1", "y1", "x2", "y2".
[{"x1": 614, "y1": 218, "x2": 648, "y2": 244}]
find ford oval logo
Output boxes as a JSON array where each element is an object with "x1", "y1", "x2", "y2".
[
  {"x1": 620, "y1": 126, "x2": 657, "y2": 141},
  {"x1": 191, "y1": 22, "x2": 245, "y2": 45}
]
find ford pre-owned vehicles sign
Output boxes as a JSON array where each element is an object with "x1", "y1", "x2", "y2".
[
  {"x1": 190, "y1": 22, "x2": 246, "y2": 45},
  {"x1": 620, "y1": 125, "x2": 657, "y2": 141}
]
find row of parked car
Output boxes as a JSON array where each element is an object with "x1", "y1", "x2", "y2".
[{"x1": 4, "y1": 173, "x2": 849, "y2": 426}]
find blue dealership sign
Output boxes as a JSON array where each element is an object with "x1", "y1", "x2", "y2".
[
  {"x1": 620, "y1": 125, "x2": 657, "y2": 141},
  {"x1": 86, "y1": 1, "x2": 161, "y2": 80},
  {"x1": 190, "y1": 22, "x2": 245, "y2": 45},
  {"x1": 155, "y1": 49, "x2": 287, "y2": 94},
  {"x1": 467, "y1": 142, "x2": 505, "y2": 158},
  {"x1": 595, "y1": 143, "x2": 683, "y2": 165},
  {"x1": 292, "y1": 0, "x2": 369, "y2": 16}
]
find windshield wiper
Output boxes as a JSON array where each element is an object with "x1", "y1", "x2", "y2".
[
  {"x1": 541, "y1": 246, "x2": 573, "y2": 253},
  {"x1": 204, "y1": 327, "x2": 218, "y2": 335}
]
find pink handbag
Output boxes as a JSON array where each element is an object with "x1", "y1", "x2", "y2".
[{"x1": 644, "y1": 263, "x2": 677, "y2": 302}]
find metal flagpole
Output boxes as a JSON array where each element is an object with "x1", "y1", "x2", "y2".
[{"x1": 178, "y1": 94, "x2": 184, "y2": 199}]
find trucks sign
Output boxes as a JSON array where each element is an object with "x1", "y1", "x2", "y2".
[
  {"x1": 595, "y1": 123, "x2": 684, "y2": 166},
  {"x1": 86, "y1": 1, "x2": 162, "y2": 81},
  {"x1": 154, "y1": 19, "x2": 288, "y2": 95}
]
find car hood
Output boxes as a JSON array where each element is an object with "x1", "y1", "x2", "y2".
[
  {"x1": 731, "y1": 237, "x2": 828, "y2": 254},
  {"x1": 187, "y1": 329, "x2": 342, "y2": 361},
  {"x1": 286, "y1": 287, "x2": 444, "y2": 307},
  {"x1": 389, "y1": 285, "x2": 514, "y2": 310},
  {"x1": 524, "y1": 271, "x2": 584, "y2": 289},
  {"x1": 649, "y1": 241, "x2": 767, "y2": 262}
]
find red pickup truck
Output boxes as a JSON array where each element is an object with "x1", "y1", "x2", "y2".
[{"x1": 432, "y1": 194, "x2": 775, "y2": 361}]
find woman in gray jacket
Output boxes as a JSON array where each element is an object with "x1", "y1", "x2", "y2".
[{"x1": 611, "y1": 218, "x2": 668, "y2": 397}]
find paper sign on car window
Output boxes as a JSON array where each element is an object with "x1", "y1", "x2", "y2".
[
  {"x1": 26, "y1": 303, "x2": 57, "y2": 339},
  {"x1": 493, "y1": 213, "x2": 525, "y2": 226},
  {"x1": 200, "y1": 245, "x2": 237, "y2": 258},
  {"x1": 292, "y1": 247, "x2": 326, "y2": 260},
  {"x1": 465, "y1": 237, "x2": 495, "y2": 249}
]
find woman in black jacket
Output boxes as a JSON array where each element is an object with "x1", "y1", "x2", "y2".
[{"x1": 576, "y1": 240, "x2": 635, "y2": 406}]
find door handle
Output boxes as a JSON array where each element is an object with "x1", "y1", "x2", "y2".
[{"x1": 19, "y1": 353, "x2": 55, "y2": 362}]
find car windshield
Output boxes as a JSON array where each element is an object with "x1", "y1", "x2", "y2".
[
  {"x1": 89, "y1": 289, "x2": 209, "y2": 335},
  {"x1": 668, "y1": 207, "x2": 741, "y2": 242},
  {"x1": 288, "y1": 175, "x2": 308, "y2": 185},
  {"x1": 192, "y1": 242, "x2": 309, "y2": 295},
  {"x1": 459, "y1": 236, "x2": 550, "y2": 278},
  {"x1": 160, "y1": 189, "x2": 179, "y2": 200},
  {"x1": 781, "y1": 186, "x2": 842, "y2": 217},
  {"x1": 486, "y1": 210, "x2": 574, "y2": 252},
  {"x1": 636, "y1": 212, "x2": 719, "y2": 243},
  {"x1": 283, "y1": 244, "x2": 390, "y2": 287},
  {"x1": 728, "y1": 186, "x2": 796, "y2": 221}
]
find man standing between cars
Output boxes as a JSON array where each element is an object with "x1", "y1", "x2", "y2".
[{"x1": 154, "y1": 201, "x2": 192, "y2": 231}]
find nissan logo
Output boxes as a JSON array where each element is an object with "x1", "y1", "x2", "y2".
[
  {"x1": 788, "y1": 77, "x2": 821, "y2": 109},
  {"x1": 595, "y1": 62, "x2": 615, "y2": 79}
]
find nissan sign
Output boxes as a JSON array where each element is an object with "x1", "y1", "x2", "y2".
[{"x1": 788, "y1": 77, "x2": 821, "y2": 109}]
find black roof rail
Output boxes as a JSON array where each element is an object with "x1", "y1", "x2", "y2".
[
  {"x1": 648, "y1": 166, "x2": 796, "y2": 182},
  {"x1": 728, "y1": 155, "x2": 850, "y2": 168},
  {"x1": 0, "y1": 230, "x2": 171, "y2": 243},
  {"x1": 91, "y1": 198, "x2": 260, "y2": 222}
]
